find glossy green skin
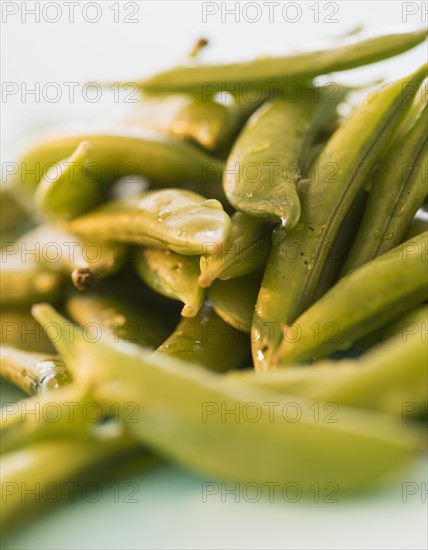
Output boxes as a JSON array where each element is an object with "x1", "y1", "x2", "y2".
[
  {"x1": 67, "y1": 189, "x2": 232, "y2": 256},
  {"x1": 342, "y1": 101, "x2": 428, "y2": 274},
  {"x1": 155, "y1": 303, "x2": 249, "y2": 371},
  {"x1": 199, "y1": 213, "x2": 271, "y2": 287},
  {"x1": 135, "y1": 248, "x2": 204, "y2": 317},
  {"x1": 12, "y1": 126, "x2": 223, "y2": 190},
  {"x1": 403, "y1": 207, "x2": 428, "y2": 240},
  {"x1": 208, "y1": 272, "x2": 262, "y2": 333},
  {"x1": 252, "y1": 64, "x2": 428, "y2": 372},
  {"x1": 66, "y1": 291, "x2": 169, "y2": 348},
  {"x1": 233, "y1": 310, "x2": 427, "y2": 418},
  {"x1": 141, "y1": 30, "x2": 427, "y2": 92},
  {"x1": 32, "y1": 304, "x2": 424, "y2": 493},
  {"x1": 276, "y1": 232, "x2": 428, "y2": 366},
  {"x1": 0, "y1": 346, "x2": 71, "y2": 395}
]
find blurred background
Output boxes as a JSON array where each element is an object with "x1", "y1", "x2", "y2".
[{"x1": 1, "y1": 1, "x2": 427, "y2": 548}]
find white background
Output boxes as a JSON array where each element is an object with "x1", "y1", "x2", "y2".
[{"x1": 1, "y1": 1, "x2": 427, "y2": 549}]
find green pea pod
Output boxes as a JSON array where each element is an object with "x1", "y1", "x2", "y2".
[
  {"x1": 0, "y1": 308, "x2": 56, "y2": 354},
  {"x1": 125, "y1": 92, "x2": 262, "y2": 152},
  {"x1": 140, "y1": 29, "x2": 427, "y2": 93},
  {"x1": 67, "y1": 189, "x2": 232, "y2": 256},
  {"x1": 0, "y1": 346, "x2": 71, "y2": 395},
  {"x1": 252, "y1": 64, "x2": 428, "y2": 371},
  {"x1": 207, "y1": 272, "x2": 262, "y2": 333},
  {"x1": 32, "y1": 304, "x2": 424, "y2": 493},
  {"x1": 275, "y1": 232, "x2": 428, "y2": 366},
  {"x1": 66, "y1": 291, "x2": 169, "y2": 348},
  {"x1": 135, "y1": 248, "x2": 204, "y2": 317},
  {"x1": 403, "y1": 207, "x2": 428, "y2": 240},
  {"x1": 0, "y1": 185, "x2": 32, "y2": 235},
  {"x1": 199, "y1": 213, "x2": 271, "y2": 287},
  {"x1": 5, "y1": 223, "x2": 125, "y2": 291},
  {"x1": 0, "y1": 435, "x2": 148, "y2": 535},
  {"x1": 11, "y1": 125, "x2": 223, "y2": 190},
  {"x1": 154, "y1": 303, "x2": 249, "y2": 371},
  {"x1": 233, "y1": 310, "x2": 427, "y2": 418},
  {"x1": 341, "y1": 98, "x2": 428, "y2": 274},
  {"x1": 223, "y1": 87, "x2": 345, "y2": 225}
]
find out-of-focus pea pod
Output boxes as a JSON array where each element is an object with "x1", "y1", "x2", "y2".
[
  {"x1": 275, "y1": 232, "x2": 428, "y2": 366},
  {"x1": 67, "y1": 189, "x2": 232, "y2": 256},
  {"x1": 252, "y1": 64, "x2": 428, "y2": 372},
  {"x1": 154, "y1": 303, "x2": 249, "y2": 371},
  {"x1": 233, "y1": 311, "x2": 427, "y2": 419},
  {"x1": 32, "y1": 304, "x2": 425, "y2": 493},
  {"x1": 207, "y1": 272, "x2": 262, "y2": 333},
  {"x1": 139, "y1": 29, "x2": 427, "y2": 93},
  {"x1": 341, "y1": 98, "x2": 428, "y2": 275},
  {"x1": 0, "y1": 346, "x2": 71, "y2": 395},
  {"x1": 403, "y1": 207, "x2": 428, "y2": 240},
  {"x1": 0, "y1": 185, "x2": 32, "y2": 236},
  {"x1": 11, "y1": 125, "x2": 223, "y2": 190},
  {"x1": 0, "y1": 308, "x2": 56, "y2": 354},
  {"x1": 135, "y1": 248, "x2": 204, "y2": 317},
  {"x1": 224, "y1": 85, "x2": 349, "y2": 225},
  {"x1": 124, "y1": 92, "x2": 262, "y2": 152},
  {"x1": 5, "y1": 223, "x2": 125, "y2": 291},
  {"x1": 66, "y1": 291, "x2": 169, "y2": 348},
  {"x1": 198, "y1": 213, "x2": 271, "y2": 287},
  {"x1": 0, "y1": 435, "x2": 149, "y2": 534}
]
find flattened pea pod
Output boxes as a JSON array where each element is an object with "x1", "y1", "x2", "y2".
[
  {"x1": 275, "y1": 232, "x2": 428, "y2": 366},
  {"x1": 140, "y1": 29, "x2": 427, "y2": 93},
  {"x1": 198, "y1": 213, "x2": 271, "y2": 287},
  {"x1": 135, "y1": 248, "x2": 204, "y2": 317},
  {"x1": 0, "y1": 346, "x2": 71, "y2": 395},
  {"x1": 66, "y1": 291, "x2": 169, "y2": 348},
  {"x1": 154, "y1": 303, "x2": 249, "y2": 371},
  {"x1": 341, "y1": 99, "x2": 428, "y2": 274},
  {"x1": 233, "y1": 312, "x2": 427, "y2": 418},
  {"x1": 33, "y1": 304, "x2": 424, "y2": 493},
  {"x1": 252, "y1": 64, "x2": 428, "y2": 371},
  {"x1": 11, "y1": 125, "x2": 223, "y2": 189},
  {"x1": 67, "y1": 189, "x2": 232, "y2": 256}
]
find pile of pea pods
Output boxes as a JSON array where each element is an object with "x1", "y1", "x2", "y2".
[{"x1": 1, "y1": 28, "x2": 427, "y2": 531}]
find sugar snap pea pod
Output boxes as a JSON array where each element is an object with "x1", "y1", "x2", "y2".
[
  {"x1": 341, "y1": 99, "x2": 428, "y2": 275},
  {"x1": 207, "y1": 272, "x2": 262, "y2": 333},
  {"x1": 252, "y1": 64, "x2": 428, "y2": 372},
  {"x1": 135, "y1": 248, "x2": 204, "y2": 317},
  {"x1": 0, "y1": 185, "x2": 32, "y2": 235},
  {"x1": 275, "y1": 232, "x2": 428, "y2": 366},
  {"x1": 232, "y1": 312, "x2": 427, "y2": 418},
  {"x1": 154, "y1": 303, "x2": 249, "y2": 371},
  {"x1": 66, "y1": 291, "x2": 169, "y2": 348},
  {"x1": 12, "y1": 125, "x2": 223, "y2": 190},
  {"x1": 0, "y1": 308, "x2": 56, "y2": 354},
  {"x1": 67, "y1": 189, "x2": 232, "y2": 256},
  {"x1": 140, "y1": 29, "x2": 427, "y2": 93},
  {"x1": 32, "y1": 304, "x2": 424, "y2": 493},
  {"x1": 403, "y1": 207, "x2": 428, "y2": 240},
  {"x1": 0, "y1": 346, "x2": 71, "y2": 395},
  {"x1": 0, "y1": 435, "x2": 148, "y2": 535},
  {"x1": 198, "y1": 213, "x2": 271, "y2": 287}
]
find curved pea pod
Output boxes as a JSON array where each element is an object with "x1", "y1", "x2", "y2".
[
  {"x1": 252, "y1": 64, "x2": 428, "y2": 372},
  {"x1": 135, "y1": 248, "x2": 204, "y2": 317},
  {"x1": 0, "y1": 308, "x2": 56, "y2": 354},
  {"x1": 32, "y1": 304, "x2": 425, "y2": 493},
  {"x1": 198, "y1": 213, "x2": 271, "y2": 287},
  {"x1": 6, "y1": 223, "x2": 125, "y2": 291},
  {"x1": 207, "y1": 272, "x2": 262, "y2": 333},
  {"x1": 342, "y1": 98, "x2": 428, "y2": 275},
  {"x1": 233, "y1": 311, "x2": 428, "y2": 418},
  {"x1": 140, "y1": 29, "x2": 428, "y2": 93},
  {"x1": 67, "y1": 189, "x2": 232, "y2": 256},
  {"x1": 66, "y1": 291, "x2": 169, "y2": 348},
  {"x1": 0, "y1": 346, "x2": 71, "y2": 395},
  {"x1": 125, "y1": 92, "x2": 261, "y2": 152},
  {"x1": 403, "y1": 207, "x2": 428, "y2": 240},
  {"x1": 11, "y1": 125, "x2": 223, "y2": 190},
  {"x1": 154, "y1": 303, "x2": 249, "y2": 371},
  {"x1": 275, "y1": 232, "x2": 428, "y2": 366}
]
